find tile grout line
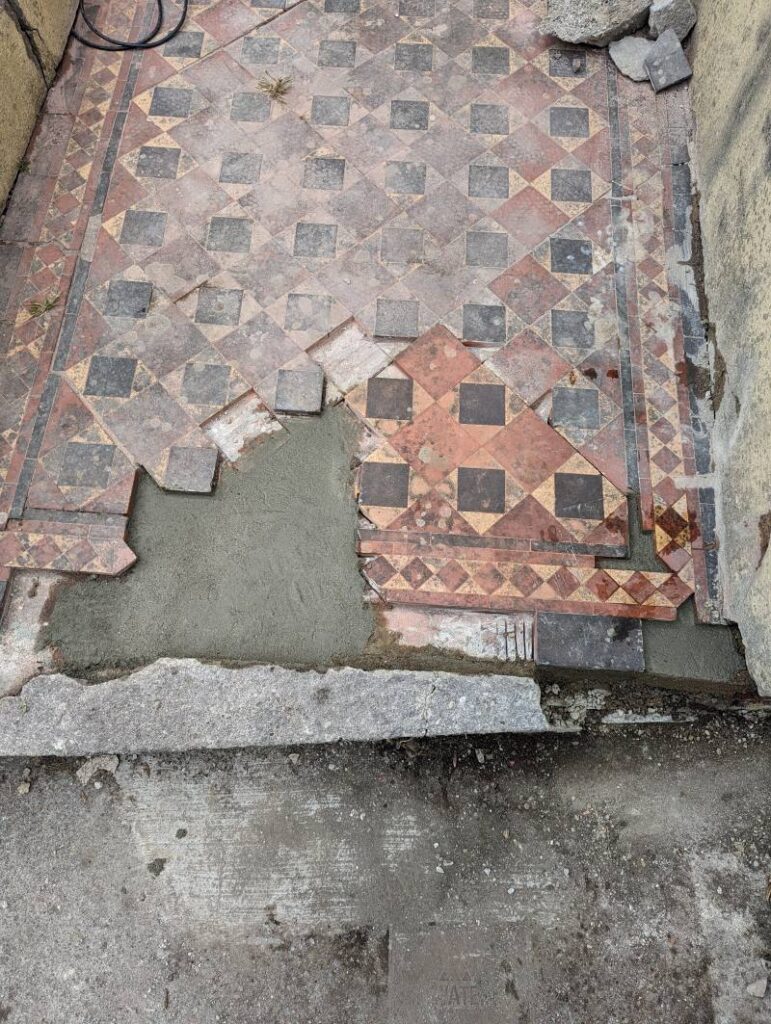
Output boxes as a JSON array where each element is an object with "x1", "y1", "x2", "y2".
[{"x1": 605, "y1": 60, "x2": 641, "y2": 505}]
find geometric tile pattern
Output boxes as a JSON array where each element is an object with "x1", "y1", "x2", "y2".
[
  {"x1": 346, "y1": 326, "x2": 628, "y2": 554},
  {"x1": 0, "y1": 0, "x2": 718, "y2": 628},
  {"x1": 348, "y1": 326, "x2": 689, "y2": 620}
]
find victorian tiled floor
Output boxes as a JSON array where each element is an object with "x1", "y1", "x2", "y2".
[{"x1": 0, "y1": 0, "x2": 721, "y2": 660}]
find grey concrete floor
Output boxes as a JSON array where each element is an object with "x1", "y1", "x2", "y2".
[{"x1": 1, "y1": 718, "x2": 770, "y2": 1022}]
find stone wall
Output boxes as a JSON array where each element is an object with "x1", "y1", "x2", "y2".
[
  {"x1": 0, "y1": 0, "x2": 78, "y2": 212},
  {"x1": 690, "y1": 0, "x2": 771, "y2": 691}
]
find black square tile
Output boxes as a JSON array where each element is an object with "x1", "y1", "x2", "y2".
[
  {"x1": 165, "y1": 446, "x2": 218, "y2": 492},
  {"x1": 468, "y1": 164, "x2": 509, "y2": 198},
  {"x1": 550, "y1": 168, "x2": 592, "y2": 202},
  {"x1": 549, "y1": 106, "x2": 590, "y2": 138},
  {"x1": 58, "y1": 441, "x2": 115, "y2": 488},
  {"x1": 458, "y1": 382, "x2": 505, "y2": 425},
  {"x1": 374, "y1": 299, "x2": 419, "y2": 338},
  {"x1": 104, "y1": 280, "x2": 153, "y2": 318},
  {"x1": 552, "y1": 387, "x2": 600, "y2": 429},
  {"x1": 303, "y1": 156, "x2": 346, "y2": 190},
  {"x1": 554, "y1": 472, "x2": 604, "y2": 519},
  {"x1": 380, "y1": 227, "x2": 424, "y2": 264},
  {"x1": 398, "y1": 0, "x2": 434, "y2": 15},
  {"x1": 119, "y1": 209, "x2": 167, "y2": 247},
  {"x1": 474, "y1": 0, "x2": 508, "y2": 15},
  {"x1": 275, "y1": 366, "x2": 324, "y2": 414},
  {"x1": 136, "y1": 145, "x2": 180, "y2": 179},
  {"x1": 252, "y1": 0, "x2": 285, "y2": 7},
  {"x1": 242, "y1": 36, "x2": 280, "y2": 64},
  {"x1": 551, "y1": 309, "x2": 595, "y2": 349},
  {"x1": 462, "y1": 303, "x2": 506, "y2": 344},
  {"x1": 471, "y1": 46, "x2": 510, "y2": 75},
  {"x1": 220, "y1": 152, "x2": 261, "y2": 184},
  {"x1": 294, "y1": 222, "x2": 337, "y2": 257},
  {"x1": 181, "y1": 363, "x2": 231, "y2": 406},
  {"x1": 318, "y1": 39, "x2": 356, "y2": 67},
  {"x1": 360, "y1": 461, "x2": 410, "y2": 507},
  {"x1": 84, "y1": 355, "x2": 137, "y2": 397},
  {"x1": 149, "y1": 87, "x2": 192, "y2": 118},
  {"x1": 163, "y1": 30, "x2": 204, "y2": 58},
  {"x1": 230, "y1": 92, "x2": 271, "y2": 122},
  {"x1": 465, "y1": 230, "x2": 508, "y2": 268},
  {"x1": 366, "y1": 377, "x2": 414, "y2": 420},
  {"x1": 325, "y1": 0, "x2": 359, "y2": 10},
  {"x1": 195, "y1": 286, "x2": 243, "y2": 325},
  {"x1": 535, "y1": 613, "x2": 644, "y2": 672},
  {"x1": 311, "y1": 95, "x2": 351, "y2": 126},
  {"x1": 385, "y1": 160, "x2": 426, "y2": 195},
  {"x1": 457, "y1": 466, "x2": 505, "y2": 513},
  {"x1": 470, "y1": 103, "x2": 509, "y2": 135},
  {"x1": 549, "y1": 48, "x2": 587, "y2": 77},
  {"x1": 390, "y1": 100, "x2": 430, "y2": 131},
  {"x1": 206, "y1": 216, "x2": 252, "y2": 253},
  {"x1": 284, "y1": 292, "x2": 331, "y2": 332},
  {"x1": 550, "y1": 238, "x2": 593, "y2": 275},
  {"x1": 394, "y1": 42, "x2": 433, "y2": 71}
]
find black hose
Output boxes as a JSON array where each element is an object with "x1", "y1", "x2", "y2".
[{"x1": 73, "y1": 0, "x2": 189, "y2": 51}]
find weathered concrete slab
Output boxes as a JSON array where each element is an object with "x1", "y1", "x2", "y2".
[
  {"x1": 1, "y1": 722, "x2": 770, "y2": 1021},
  {"x1": 0, "y1": 661, "x2": 548, "y2": 756}
]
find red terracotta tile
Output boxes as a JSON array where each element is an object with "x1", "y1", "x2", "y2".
[
  {"x1": 485, "y1": 408, "x2": 574, "y2": 490},
  {"x1": 492, "y1": 186, "x2": 568, "y2": 251},
  {"x1": 395, "y1": 326, "x2": 480, "y2": 400},
  {"x1": 489, "y1": 255, "x2": 569, "y2": 325}
]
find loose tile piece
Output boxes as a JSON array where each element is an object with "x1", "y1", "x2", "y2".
[{"x1": 535, "y1": 613, "x2": 645, "y2": 672}]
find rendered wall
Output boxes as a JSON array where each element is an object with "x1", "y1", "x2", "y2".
[
  {"x1": 690, "y1": 0, "x2": 771, "y2": 690},
  {"x1": 0, "y1": 0, "x2": 78, "y2": 212}
]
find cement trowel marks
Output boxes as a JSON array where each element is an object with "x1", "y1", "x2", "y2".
[{"x1": 42, "y1": 408, "x2": 374, "y2": 673}]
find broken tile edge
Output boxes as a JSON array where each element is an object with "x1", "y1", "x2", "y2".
[{"x1": 0, "y1": 660, "x2": 550, "y2": 756}]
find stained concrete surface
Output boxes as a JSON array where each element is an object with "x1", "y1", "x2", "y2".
[
  {"x1": 1, "y1": 719, "x2": 771, "y2": 1022},
  {"x1": 42, "y1": 407, "x2": 374, "y2": 673}
]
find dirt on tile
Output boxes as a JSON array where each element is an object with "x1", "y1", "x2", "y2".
[{"x1": 41, "y1": 406, "x2": 374, "y2": 675}]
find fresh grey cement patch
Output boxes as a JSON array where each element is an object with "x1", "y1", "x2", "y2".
[{"x1": 41, "y1": 407, "x2": 374, "y2": 674}]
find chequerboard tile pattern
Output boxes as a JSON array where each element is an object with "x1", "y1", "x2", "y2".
[{"x1": 0, "y1": 0, "x2": 714, "y2": 625}]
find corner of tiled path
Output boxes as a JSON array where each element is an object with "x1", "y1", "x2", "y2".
[{"x1": 0, "y1": 0, "x2": 721, "y2": 668}]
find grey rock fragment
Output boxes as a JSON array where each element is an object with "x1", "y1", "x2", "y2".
[
  {"x1": 746, "y1": 978, "x2": 767, "y2": 999},
  {"x1": 649, "y1": 0, "x2": 697, "y2": 40},
  {"x1": 609, "y1": 35, "x2": 656, "y2": 81},
  {"x1": 542, "y1": 0, "x2": 651, "y2": 47},
  {"x1": 644, "y1": 28, "x2": 692, "y2": 91}
]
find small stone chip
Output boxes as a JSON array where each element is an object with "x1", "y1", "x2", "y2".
[{"x1": 275, "y1": 366, "x2": 325, "y2": 415}]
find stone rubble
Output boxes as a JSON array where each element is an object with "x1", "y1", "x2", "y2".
[
  {"x1": 608, "y1": 35, "x2": 656, "y2": 81},
  {"x1": 542, "y1": 0, "x2": 651, "y2": 46},
  {"x1": 545, "y1": 0, "x2": 696, "y2": 90},
  {"x1": 649, "y1": 0, "x2": 697, "y2": 40},
  {"x1": 644, "y1": 27, "x2": 693, "y2": 91}
]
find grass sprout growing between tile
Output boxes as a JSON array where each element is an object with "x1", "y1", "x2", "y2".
[
  {"x1": 258, "y1": 73, "x2": 292, "y2": 103},
  {"x1": 27, "y1": 293, "x2": 60, "y2": 318}
]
